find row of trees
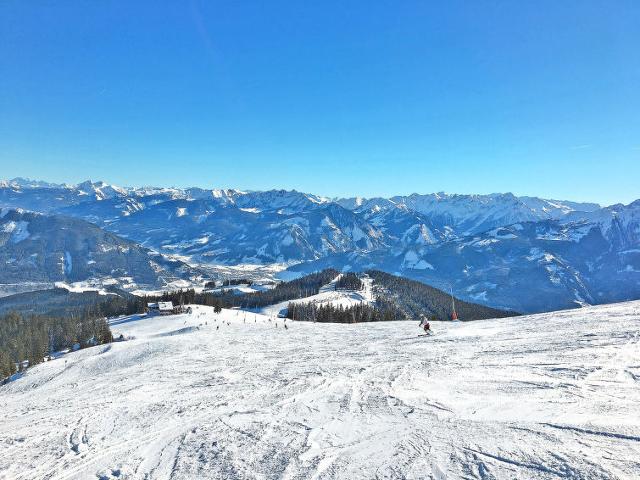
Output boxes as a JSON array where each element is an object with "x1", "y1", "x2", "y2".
[
  {"x1": 286, "y1": 299, "x2": 403, "y2": 323},
  {"x1": 88, "y1": 294, "x2": 147, "y2": 318},
  {"x1": 335, "y1": 272, "x2": 364, "y2": 290},
  {"x1": 0, "y1": 310, "x2": 113, "y2": 380}
]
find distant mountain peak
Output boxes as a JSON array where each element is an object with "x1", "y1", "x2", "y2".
[{"x1": 1, "y1": 177, "x2": 65, "y2": 189}]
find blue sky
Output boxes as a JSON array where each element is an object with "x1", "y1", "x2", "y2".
[{"x1": 1, "y1": 1, "x2": 638, "y2": 205}]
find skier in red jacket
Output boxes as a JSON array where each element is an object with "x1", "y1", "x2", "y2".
[{"x1": 419, "y1": 317, "x2": 431, "y2": 334}]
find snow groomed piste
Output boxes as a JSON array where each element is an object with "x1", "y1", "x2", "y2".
[{"x1": 1, "y1": 301, "x2": 639, "y2": 479}]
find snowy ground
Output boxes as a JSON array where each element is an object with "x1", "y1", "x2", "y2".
[
  {"x1": 260, "y1": 274, "x2": 375, "y2": 317},
  {"x1": 1, "y1": 302, "x2": 640, "y2": 479}
]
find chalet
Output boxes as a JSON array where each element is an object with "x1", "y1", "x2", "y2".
[{"x1": 147, "y1": 301, "x2": 174, "y2": 315}]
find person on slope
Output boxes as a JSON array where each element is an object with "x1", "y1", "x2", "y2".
[{"x1": 419, "y1": 317, "x2": 431, "y2": 334}]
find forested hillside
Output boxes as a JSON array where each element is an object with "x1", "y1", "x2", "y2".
[
  {"x1": 286, "y1": 271, "x2": 515, "y2": 323},
  {"x1": 0, "y1": 288, "x2": 146, "y2": 317},
  {"x1": 367, "y1": 270, "x2": 519, "y2": 320},
  {"x1": 0, "y1": 311, "x2": 113, "y2": 380},
  {"x1": 0, "y1": 289, "x2": 150, "y2": 380},
  {"x1": 336, "y1": 272, "x2": 364, "y2": 290}
]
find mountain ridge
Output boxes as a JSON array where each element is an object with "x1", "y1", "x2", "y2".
[
  {"x1": 0, "y1": 209, "x2": 205, "y2": 293},
  {"x1": 1, "y1": 178, "x2": 638, "y2": 313}
]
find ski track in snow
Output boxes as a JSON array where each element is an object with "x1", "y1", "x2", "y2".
[{"x1": 1, "y1": 302, "x2": 640, "y2": 479}]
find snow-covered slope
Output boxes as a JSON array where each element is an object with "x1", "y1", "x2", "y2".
[{"x1": 1, "y1": 301, "x2": 639, "y2": 479}]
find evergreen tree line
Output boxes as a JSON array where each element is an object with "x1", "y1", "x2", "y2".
[
  {"x1": 0, "y1": 310, "x2": 113, "y2": 380},
  {"x1": 93, "y1": 294, "x2": 147, "y2": 318},
  {"x1": 366, "y1": 270, "x2": 519, "y2": 320},
  {"x1": 215, "y1": 269, "x2": 340, "y2": 309},
  {"x1": 335, "y1": 272, "x2": 364, "y2": 290},
  {"x1": 286, "y1": 299, "x2": 403, "y2": 323},
  {"x1": 0, "y1": 287, "x2": 147, "y2": 319},
  {"x1": 0, "y1": 293, "x2": 149, "y2": 381}
]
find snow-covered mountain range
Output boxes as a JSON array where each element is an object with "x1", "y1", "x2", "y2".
[
  {"x1": 1, "y1": 178, "x2": 639, "y2": 312},
  {"x1": 0, "y1": 209, "x2": 204, "y2": 294}
]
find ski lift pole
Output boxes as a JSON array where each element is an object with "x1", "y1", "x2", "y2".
[{"x1": 449, "y1": 284, "x2": 458, "y2": 320}]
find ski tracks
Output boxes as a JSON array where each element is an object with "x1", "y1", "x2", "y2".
[{"x1": 2, "y1": 304, "x2": 640, "y2": 479}]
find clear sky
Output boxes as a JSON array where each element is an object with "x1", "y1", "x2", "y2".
[{"x1": 1, "y1": 1, "x2": 638, "y2": 205}]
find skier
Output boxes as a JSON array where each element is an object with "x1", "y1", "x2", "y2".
[{"x1": 419, "y1": 317, "x2": 431, "y2": 335}]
